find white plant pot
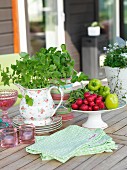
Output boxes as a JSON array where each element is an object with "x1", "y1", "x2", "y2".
[
  {"x1": 104, "y1": 66, "x2": 127, "y2": 102},
  {"x1": 88, "y1": 26, "x2": 100, "y2": 36}
]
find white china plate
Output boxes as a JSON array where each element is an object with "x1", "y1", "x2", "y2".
[
  {"x1": 13, "y1": 123, "x2": 62, "y2": 134},
  {"x1": 13, "y1": 122, "x2": 62, "y2": 131},
  {"x1": 64, "y1": 100, "x2": 126, "y2": 114},
  {"x1": 13, "y1": 115, "x2": 62, "y2": 127}
]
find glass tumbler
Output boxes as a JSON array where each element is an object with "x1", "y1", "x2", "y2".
[
  {"x1": 0, "y1": 127, "x2": 18, "y2": 148},
  {"x1": 19, "y1": 124, "x2": 35, "y2": 144}
]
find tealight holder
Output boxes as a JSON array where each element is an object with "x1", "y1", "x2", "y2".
[
  {"x1": 0, "y1": 127, "x2": 18, "y2": 148},
  {"x1": 19, "y1": 124, "x2": 35, "y2": 144}
]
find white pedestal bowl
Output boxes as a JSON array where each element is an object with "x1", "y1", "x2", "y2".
[{"x1": 64, "y1": 100, "x2": 126, "y2": 129}]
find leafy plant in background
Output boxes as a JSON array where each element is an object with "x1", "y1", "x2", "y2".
[
  {"x1": 90, "y1": 21, "x2": 100, "y2": 27},
  {"x1": 104, "y1": 37, "x2": 127, "y2": 68},
  {"x1": 104, "y1": 37, "x2": 127, "y2": 100}
]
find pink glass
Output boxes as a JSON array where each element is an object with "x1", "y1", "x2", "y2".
[
  {"x1": 19, "y1": 124, "x2": 35, "y2": 144},
  {"x1": 0, "y1": 127, "x2": 18, "y2": 148},
  {"x1": 0, "y1": 89, "x2": 18, "y2": 125}
]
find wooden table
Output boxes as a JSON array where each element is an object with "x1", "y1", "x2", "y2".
[{"x1": 1, "y1": 105, "x2": 127, "y2": 170}]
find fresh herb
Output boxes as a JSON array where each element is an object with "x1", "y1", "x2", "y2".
[
  {"x1": 66, "y1": 87, "x2": 89, "y2": 108},
  {"x1": 0, "y1": 44, "x2": 88, "y2": 106}
]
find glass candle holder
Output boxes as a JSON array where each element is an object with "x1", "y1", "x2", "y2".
[
  {"x1": 0, "y1": 127, "x2": 18, "y2": 148},
  {"x1": 19, "y1": 124, "x2": 35, "y2": 144}
]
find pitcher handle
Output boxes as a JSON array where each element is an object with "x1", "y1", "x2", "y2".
[
  {"x1": 48, "y1": 86, "x2": 64, "y2": 117},
  {"x1": 15, "y1": 83, "x2": 26, "y2": 96}
]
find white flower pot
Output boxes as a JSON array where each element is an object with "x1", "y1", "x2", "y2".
[
  {"x1": 87, "y1": 26, "x2": 100, "y2": 36},
  {"x1": 104, "y1": 66, "x2": 127, "y2": 102}
]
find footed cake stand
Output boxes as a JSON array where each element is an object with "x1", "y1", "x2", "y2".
[{"x1": 64, "y1": 100, "x2": 126, "y2": 129}]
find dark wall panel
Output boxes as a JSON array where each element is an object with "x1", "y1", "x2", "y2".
[
  {"x1": 0, "y1": 21, "x2": 13, "y2": 34},
  {"x1": 0, "y1": 0, "x2": 12, "y2": 8},
  {"x1": 64, "y1": 0, "x2": 96, "y2": 71},
  {"x1": 0, "y1": 1, "x2": 14, "y2": 54}
]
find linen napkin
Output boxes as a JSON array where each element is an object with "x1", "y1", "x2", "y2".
[{"x1": 26, "y1": 125, "x2": 117, "y2": 163}]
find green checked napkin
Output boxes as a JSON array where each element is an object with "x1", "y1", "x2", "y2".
[{"x1": 26, "y1": 125, "x2": 117, "y2": 163}]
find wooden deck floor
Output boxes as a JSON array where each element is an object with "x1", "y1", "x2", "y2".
[{"x1": 1, "y1": 105, "x2": 127, "y2": 170}]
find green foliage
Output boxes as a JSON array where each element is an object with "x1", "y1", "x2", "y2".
[
  {"x1": 104, "y1": 38, "x2": 127, "y2": 68},
  {"x1": 91, "y1": 21, "x2": 100, "y2": 27},
  {"x1": 25, "y1": 95, "x2": 33, "y2": 106},
  {"x1": 66, "y1": 88, "x2": 87, "y2": 107},
  {"x1": 0, "y1": 44, "x2": 88, "y2": 89}
]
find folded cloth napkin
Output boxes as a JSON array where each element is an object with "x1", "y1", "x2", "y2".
[{"x1": 26, "y1": 125, "x2": 117, "y2": 163}]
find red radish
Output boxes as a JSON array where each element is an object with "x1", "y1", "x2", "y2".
[
  {"x1": 76, "y1": 98, "x2": 83, "y2": 106},
  {"x1": 97, "y1": 95, "x2": 103, "y2": 101},
  {"x1": 99, "y1": 102, "x2": 105, "y2": 109},
  {"x1": 79, "y1": 104, "x2": 88, "y2": 111},
  {"x1": 87, "y1": 96, "x2": 94, "y2": 102},
  {"x1": 89, "y1": 101, "x2": 95, "y2": 107},
  {"x1": 88, "y1": 106, "x2": 92, "y2": 111},
  {"x1": 83, "y1": 99, "x2": 89, "y2": 105},
  {"x1": 91, "y1": 94, "x2": 97, "y2": 99},
  {"x1": 95, "y1": 98, "x2": 102, "y2": 105},
  {"x1": 71, "y1": 103, "x2": 78, "y2": 110},
  {"x1": 93, "y1": 105, "x2": 99, "y2": 111},
  {"x1": 84, "y1": 92, "x2": 91, "y2": 98}
]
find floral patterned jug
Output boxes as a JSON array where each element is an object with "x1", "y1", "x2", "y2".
[{"x1": 16, "y1": 84, "x2": 64, "y2": 126}]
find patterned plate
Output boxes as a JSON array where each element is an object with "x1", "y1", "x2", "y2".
[
  {"x1": 13, "y1": 121, "x2": 62, "y2": 131},
  {"x1": 13, "y1": 122, "x2": 62, "y2": 134},
  {"x1": 13, "y1": 115, "x2": 62, "y2": 127}
]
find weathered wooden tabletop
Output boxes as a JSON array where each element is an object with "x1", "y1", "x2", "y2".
[{"x1": 0, "y1": 104, "x2": 127, "y2": 170}]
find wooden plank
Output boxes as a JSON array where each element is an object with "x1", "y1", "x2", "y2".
[
  {"x1": 104, "y1": 109, "x2": 127, "y2": 127},
  {"x1": 110, "y1": 156, "x2": 127, "y2": 170},
  {"x1": 0, "y1": 46, "x2": 14, "y2": 55},
  {"x1": 35, "y1": 160, "x2": 61, "y2": 170},
  {"x1": 91, "y1": 145, "x2": 127, "y2": 170},
  {"x1": 0, "y1": 34, "x2": 13, "y2": 46},
  {"x1": 0, "y1": 9, "x2": 12, "y2": 21},
  {"x1": 54, "y1": 156, "x2": 93, "y2": 170},
  {"x1": 0, "y1": 0, "x2": 12, "y2": 8},
  {"x1": 114, "y1": 125, "x2": 127, "y2": 136},
  {"x1": 109, "y1": 134, "x2": 127, "y2": 145},
  {"x1": 71, "y1": 145, "x2": 123, "y2": 170},
  {"x1": 105, "y1": 117, "x2": 127, "y2": 134},
  {"x1": 1, "y1": 154, "x2": 40, "y2": 170},
  {"x1": 0, "y1": 148, "x2": 29, "y2": 168},
  {"x1": 0, "y1": 144, "x2": 28, "y2": 160},
  {"x1": 102, "y1": 107, "x2": 127, "y2": 124},
  {"x1": 0, "y1": 21, "x2": 13, "y2": 33},
  {"x1": 18, "y1": 158, "x2": 48, "y2": 170}
]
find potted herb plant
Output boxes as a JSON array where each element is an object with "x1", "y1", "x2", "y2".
[
  {"x1": 0, "y1": 51, "x2": 65, "y2": 126},
  {"x1": 35, "y1": 44, "x2": 88, "y2": 120},
  {"x1": 87, "y1": 21, "x2": 101, "y2": 36},
  {"x1": 104, "y1": 37, "x2": 127, "y2": 102},
  {"x1": 0, "y1": 44, "x2": 88, "y2": 124}
]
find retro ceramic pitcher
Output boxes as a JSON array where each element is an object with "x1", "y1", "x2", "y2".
[{"x1": 16, "y1": 84, "x2": 64, "y2": 126}]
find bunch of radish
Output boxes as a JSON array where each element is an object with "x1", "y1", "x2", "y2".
[{"x1": 71, "y1": 92, "x2": 106, "y2": 111}]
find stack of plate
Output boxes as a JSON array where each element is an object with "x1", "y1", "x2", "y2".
[{"x1": 12, "y1": 115, "x2": 62, "y2": 135}]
